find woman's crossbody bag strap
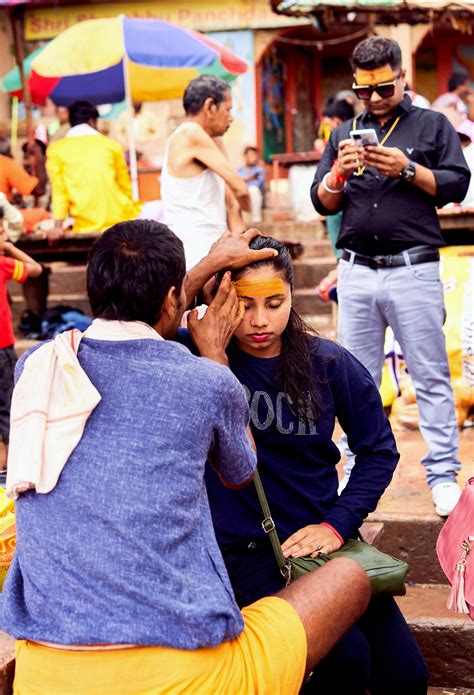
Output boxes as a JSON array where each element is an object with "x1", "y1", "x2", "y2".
[{"x1": 253, "y1": 470, "x2": 291, "y2": 578}]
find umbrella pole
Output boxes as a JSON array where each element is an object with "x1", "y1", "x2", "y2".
[
  {"x1": 121, "y1": 16, "x2": 139, "y2": 201},
  {"x1": 8, "y1": 9, "x2": 34, "y2": 146},
  {"x1": 11, "y1": 96, "x2": 19, "y2": 153}
]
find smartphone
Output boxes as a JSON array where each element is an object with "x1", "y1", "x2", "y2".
[{"x1": 350, "y1": 128, "x2": 379, "y2": 148}]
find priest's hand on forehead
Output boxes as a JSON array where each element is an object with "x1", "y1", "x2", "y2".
[
  {"x1": 187, "y1": 272, "x2": 244, "y2": 366},
  {"x1": 208, "y1": 228, "x2": 278, "y2": 271}
]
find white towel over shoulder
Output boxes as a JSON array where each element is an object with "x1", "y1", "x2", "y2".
[{"x1": 6, "y1": 330, "x2": 101, "y2": 499}]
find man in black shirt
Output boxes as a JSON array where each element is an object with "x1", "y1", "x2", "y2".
[{"x1": 311, "y1": 37, "x2": 470, "y2": 517}]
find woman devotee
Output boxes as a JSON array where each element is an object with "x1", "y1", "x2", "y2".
[{"x1": 182, "y1": 236, "x2": 429, "y2": 695}]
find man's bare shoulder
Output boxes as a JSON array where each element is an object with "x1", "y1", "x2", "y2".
[{"x1": 171, "y1": 121, "x2": 212, "y2": 146}]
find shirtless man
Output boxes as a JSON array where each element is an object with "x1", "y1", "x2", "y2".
[{"x1": 161, "y1": 75, "x2": 251, "y2": 269}]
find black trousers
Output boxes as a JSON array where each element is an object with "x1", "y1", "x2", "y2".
[
  {"x1": 222, "y1": 542, "x2": 429, "y2": 695},
  {"x1": 0, "y1": 347, "x2": 16, "y2": 444}
]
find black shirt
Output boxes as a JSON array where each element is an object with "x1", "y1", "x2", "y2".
[{"x1": 311, "y1": 95, "x2": 471, "y2": 256}]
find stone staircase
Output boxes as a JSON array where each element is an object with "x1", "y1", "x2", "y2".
[
  {"x1": 361, "y1": 428, "x2": 474, "y2": 691},
  {"x1": 4, "y1": 220, "x2": 473, "y2": 693}
]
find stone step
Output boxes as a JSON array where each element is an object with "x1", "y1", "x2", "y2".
[
  {"x1": 11, "y1": 294, "x2": 92, "y2": 330},
  {"x1": 293, "y1": 288, "x2": 332, "y2": 316},
  {"x1": 258, "y1": 220, "x2": 326, "y2": 242},
  {"x1": 397, "y1": 584, "x2": 474, "y2": 689},
  {"x1": 293, "y1": 256, "x2": 337, "y2": 288},
  {"x1": 8, "y1": 263, "x2": 87, "y2": 297},
  {"x1": 370, "y1": 514, "x2": 446, "y2": 585},
  {"x1": 298, "y1": 239, "x2": 334, "y2": 259}
]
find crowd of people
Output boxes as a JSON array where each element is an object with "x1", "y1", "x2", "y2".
[{"x1": 0, "y1": 34, "x2": 471, "y2": 694}]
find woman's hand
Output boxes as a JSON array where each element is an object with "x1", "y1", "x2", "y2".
[
  {"x1": 281, "y1": 524, "x2": 343, "y2": 558},
  {"x1": 188, "y1": 271, "x2": 244, "y2": 365}
]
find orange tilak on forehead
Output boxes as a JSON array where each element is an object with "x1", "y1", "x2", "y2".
[
  {"x1": 234, "y1": 278, "x2": 286, "y2": 297},
  {"x1": 355, "y1": 66, "x2": 395, "y2": 85}
]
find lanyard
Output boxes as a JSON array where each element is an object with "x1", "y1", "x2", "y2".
[{"x1": 352, "y1": 115, "x2": 401, "y2": 176}]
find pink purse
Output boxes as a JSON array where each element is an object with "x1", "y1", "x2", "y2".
[{"x1": 436, "y1": 477, "x2": 474, "y2": 619}]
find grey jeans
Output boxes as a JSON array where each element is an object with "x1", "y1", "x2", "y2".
[{"x1": 337, "y1": 254, "x2": 460, "y2": 487}]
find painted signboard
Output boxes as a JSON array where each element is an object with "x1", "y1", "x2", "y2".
[{"x1": 24, "y1": 0, "x2": 307, "y2": 41}]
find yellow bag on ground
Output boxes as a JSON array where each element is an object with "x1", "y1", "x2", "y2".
[{"x1": 0, "y1": 488, "x2": 15, "y2": 590}]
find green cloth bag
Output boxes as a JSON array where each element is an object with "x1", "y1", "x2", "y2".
[{"x1": 254, "y1": 471, "x2": 408, "y2": 597}]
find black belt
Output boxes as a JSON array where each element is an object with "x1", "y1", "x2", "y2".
[{"x1": 342, "y1": 246, "x2": 440, "y2": 269}]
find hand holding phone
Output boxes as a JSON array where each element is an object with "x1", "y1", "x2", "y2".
[
  {"x1": 335, "y1": 138, "x2": 365, "y2": 179},
  {"x1": 363, "y1": 145, "x2": 410, "y2": 179},
  {"x1": 350, "y1": 128, "x2": 380, "y2": 148}
]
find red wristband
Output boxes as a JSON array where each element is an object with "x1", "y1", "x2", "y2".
[
  {"x1": 331, "y1": 159, "x2": 348, "y2": 185},
  {"x1": 321, "y1": 522, "x2": 344, "y2": 544}
]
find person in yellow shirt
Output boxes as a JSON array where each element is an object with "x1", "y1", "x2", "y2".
[{"x1": 46, "y1": 101, "x2": 141, "y2": 241}]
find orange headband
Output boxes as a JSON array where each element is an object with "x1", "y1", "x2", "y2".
[
  {"x1": 234, "y1": 278, "x2": 286, "y2": 297},
  {"x1": 355, "y1": 67, "x2": 395, "y2": 85}
]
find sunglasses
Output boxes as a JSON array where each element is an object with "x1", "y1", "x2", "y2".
[{"x1": 352, "y1": 74, "x2": 401, "y2": 100}]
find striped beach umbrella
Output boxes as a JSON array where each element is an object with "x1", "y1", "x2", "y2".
[
  {"x1": 27, "y1": 16, "x2": 248, "y2": 106},
  {"x1": 0, "y1": 45, "x2": 45, "y2": 98}
]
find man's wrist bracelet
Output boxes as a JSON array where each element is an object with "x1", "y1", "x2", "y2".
[
  {"x1": 332, "y1": 160, "x2": 348, "y2": 185},
  {"x1": 322, "y1": 172, "x2": 345, "y2": 195}
]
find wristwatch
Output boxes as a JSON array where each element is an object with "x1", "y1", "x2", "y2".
[{"x1": 400, "y1": 160, "x2": 416, "y2": 182}]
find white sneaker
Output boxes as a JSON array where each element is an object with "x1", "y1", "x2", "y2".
[{"x1": 431, "y1": 482, "x2": 462, "y2": 517}]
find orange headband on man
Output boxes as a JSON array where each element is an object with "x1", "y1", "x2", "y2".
[
  {"x1": 234, "y1": 278, "x2": 286, "y2": 297},
  {"x1": 354, "y1": 66, "x2": 395, "y2": 85}
]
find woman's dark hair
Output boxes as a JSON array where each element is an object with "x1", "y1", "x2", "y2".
[
  {"x1": 448, "y1": 72, "x2": 468, "y2": 92},
  {"x1": 87, "y1": 219, "x2": 186, "y2": 326},
  {"x1": 183, "y1": 75, "x2": 230, "y2": 116},
  {"x1": 68, "y1": 101, "x2": 100, "y2": 127},
  {"x1": 221, "y1": 236, "x2": 321, "y2": 423},
  {"x1": 351, "y1": 37, "x2": 402, "y2": 72}
]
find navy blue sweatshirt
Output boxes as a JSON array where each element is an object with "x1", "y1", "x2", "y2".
[{"x1": 177, "y1": 331, "x2": 399, "y2": 544}]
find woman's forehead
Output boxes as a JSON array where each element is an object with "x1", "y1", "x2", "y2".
[{"x1": 234, "y1": 272, "x2": 288, "y2": 298}]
